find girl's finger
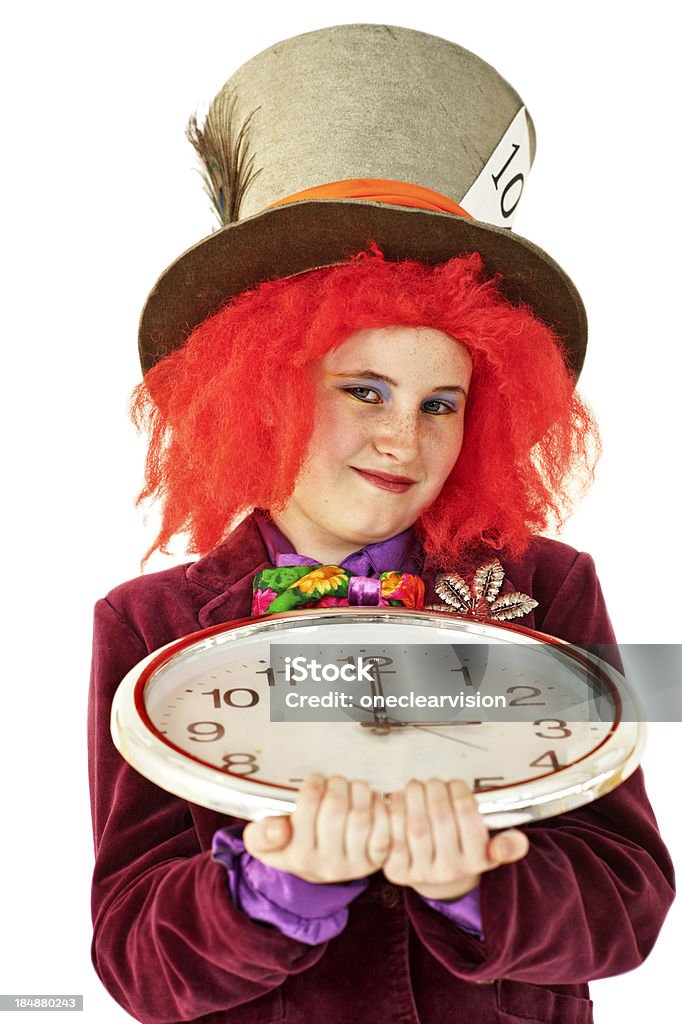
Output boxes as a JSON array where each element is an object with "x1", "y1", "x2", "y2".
[
  {"x1": 447, "y1": 779, "x2": 473, "y2": 809},
  {"x1": 288, "y1": 772, "x2": 326, "y2": 855},
  {"x1": 403, "y1": 780, "x2": 434, "y2": 874},
  {"x1": 243, "y1": 815, "x2": 292, "y2": 858},
  {"x1": 488, "y1": 828, "x2": 530, "y2": 866},
  {"x1": 344, "y1": 781, "x2": 374, "y2": 866},
  {"x1": 452, "y1": 793, "x2": 490, "y2": 870},
  {"x1": 424, "y1": 779, "x2": 459, "y2": 872},
  {"x1": 315, "y1": 775, "x2": 351, "y2": 866},
  {"x1": 367, "y1": 792, "x2": 391, "y2": 867},
  {"x1": 384, "y1": 789, "x2": 410, "y2": 880}
]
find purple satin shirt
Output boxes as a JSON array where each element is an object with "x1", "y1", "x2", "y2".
[{"x1": 211, "y1": 514, "x2": 483, "y2": 944}]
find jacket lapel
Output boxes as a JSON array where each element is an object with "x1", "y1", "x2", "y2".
[{"x1": 187, "y1": 515, "x2": 271, "y2": 628}]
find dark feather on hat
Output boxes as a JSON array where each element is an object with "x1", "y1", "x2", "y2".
[{"x1": 187, "y1": 90, "x2": 261, "y2": 226}]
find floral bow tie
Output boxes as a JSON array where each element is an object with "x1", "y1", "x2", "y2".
[{"x1": 252, "y1": 564, "x2": 425, "y2": 616}]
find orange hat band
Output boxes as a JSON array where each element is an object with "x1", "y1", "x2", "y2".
[{"x1": 267, "y1": 178, "x2": 474, "y2": 219}]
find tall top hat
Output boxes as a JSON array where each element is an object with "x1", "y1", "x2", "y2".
[{"x1": 139, "y1": 24, "x2": 587, "y2": 376}]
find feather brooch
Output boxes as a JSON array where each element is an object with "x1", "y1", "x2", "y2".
[{"x1": 427, "y1": 560, "x2": 538, "y2": 622}]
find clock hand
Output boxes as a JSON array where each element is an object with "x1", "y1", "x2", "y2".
[
  {"x1": 366, "y1": 659, "x2": 391, "y2": 734},
  {"x1": 403, "y1": 723, "x2": 488, "y2": 750},
  {"x1": 347, "y1": 702, "x2": 488, "y2": 750},
  {"x1": 360, "y1": 718, "x2": 484, "y2": 727}
]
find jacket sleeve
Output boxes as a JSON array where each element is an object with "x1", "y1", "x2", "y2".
[
  {"x1": 88, "y1": 597, "x2": 326, "y2": 1024},
  {"x1": 405, "y1": 550, "x2": 675, "y2": 984}
]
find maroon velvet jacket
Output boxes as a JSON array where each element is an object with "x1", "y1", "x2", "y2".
[{"x1": 88, "y1": 516, "x2": 675, "y2": 1024}]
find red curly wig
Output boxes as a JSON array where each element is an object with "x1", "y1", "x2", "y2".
[{"x1": 132, "y1": 250, "x2": 598, "y2": 568}]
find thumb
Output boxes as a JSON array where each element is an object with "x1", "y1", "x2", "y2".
[
  {"x1": 243, "y1": 816, "x2": 293, "y2": 856},
  {"x1": 489, "y1": 828, "x2": 530, "y2": 865}
]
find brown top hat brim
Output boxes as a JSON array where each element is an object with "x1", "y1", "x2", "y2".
[{"x1": 138, "y1": 199, "x2": 587, "y2": 377}]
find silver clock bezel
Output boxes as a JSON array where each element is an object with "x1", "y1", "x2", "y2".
[{"x1": 111, "y1": 608, "x2": 645, "y2": 828}]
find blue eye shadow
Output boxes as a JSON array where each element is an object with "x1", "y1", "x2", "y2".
[
  {"x1": 343, "y1": 378, "x2": 392, "y2": 402},
  {"x1": 427, "y1": 390, "x2": 463, "y2": 411}
]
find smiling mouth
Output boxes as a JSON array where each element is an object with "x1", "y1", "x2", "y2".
[{"x1": 352, "y1": 468, "x2": 417, "y2": 493}]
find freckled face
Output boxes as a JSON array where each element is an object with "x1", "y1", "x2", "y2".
[{"x1": 272, "y1": 326, "x2": 472, "y2": 563}]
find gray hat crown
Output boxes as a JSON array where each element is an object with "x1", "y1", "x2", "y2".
[{"x1": 195, "y1": 24, "x2": 535, "y2": 225}]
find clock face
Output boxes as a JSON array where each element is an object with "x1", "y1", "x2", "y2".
[{"x1": 111, "y1": 609, "x2": 644, "y2": 827}]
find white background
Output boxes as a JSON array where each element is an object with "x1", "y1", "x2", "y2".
[{"x1": 2, "y1": 2, "x2": 679, "y2": 1021}]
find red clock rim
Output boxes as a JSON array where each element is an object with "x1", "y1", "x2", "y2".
[{"x1": 131, "y1": 608, "x2": 623, "y2": 797}]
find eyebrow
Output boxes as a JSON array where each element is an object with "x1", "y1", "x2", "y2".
[{"x1": 330, "y1": 370, "x2": 468, "y2": 399}]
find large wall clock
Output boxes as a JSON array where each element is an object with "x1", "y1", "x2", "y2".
[{"x1": 111, "y1": 608, "x2": 644, "y2": 828}]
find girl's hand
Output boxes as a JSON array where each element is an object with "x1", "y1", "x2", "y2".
[
  {"x1": 382, "y1": 779, "x2": 529, "y2": 901},
  {"x1": 243, "y1": 773, "x2": 390, "y2": 883}
]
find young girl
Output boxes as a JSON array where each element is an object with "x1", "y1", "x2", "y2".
[{"x1": 88, "y1": 25, "x2": 674, "y2": 1024}]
